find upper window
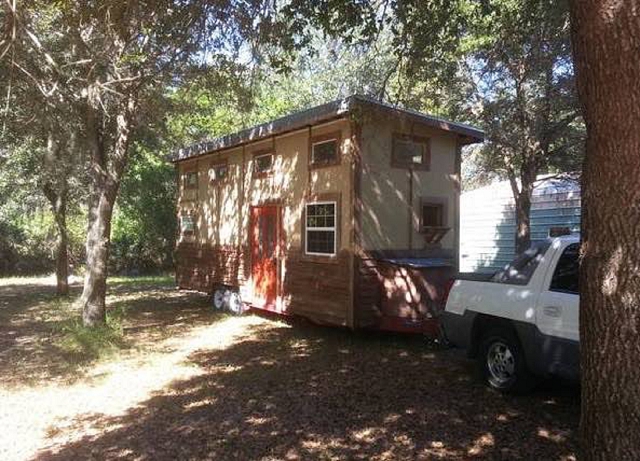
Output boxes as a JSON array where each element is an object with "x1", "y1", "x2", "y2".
[
  {"x1": 210, "y1": 163, "x2": 229, "y2": 183},
  {"x1": 311, "y1": 136, "x2": 339, "y2": 167},
  {"x1": 184, "y1": 171, "x2": 198, "y2": 189},
  {"x1": 550, "y1": 243, "x2": 580, "y2": 294},
  {"x1": 422, "y1": 203, "x2": 444, "y2": 228},
  {"x1": 305, "y1": 202, "x2": 337, "y2": 256},
  {"x1": 181, "y1": 215, "x2": 195, "y2": 235},
  {"x1": 392, "y1": 134, "x2": 430, "y2": 169},
  {"x1": 254, "y1": 152, "x2": 274, "y2": 176}
]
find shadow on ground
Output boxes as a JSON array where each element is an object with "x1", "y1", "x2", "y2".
[
  {"x1": 36, "y1": 319, "x2": 580, "y2": 460},
  {"x1": 0, "y1": 278, "x2": 214, "y2": 387}
]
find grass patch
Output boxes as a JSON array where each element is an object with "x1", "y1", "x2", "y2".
[
  {"x1": 55, "y1": 305, "x2": 129, "y2": 363},
  {"x1": 108, "y1": 274, "x2": 174, "y2": 287}
]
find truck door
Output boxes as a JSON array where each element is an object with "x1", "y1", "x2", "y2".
[{"x1": 537, "y1": 243, "x2": 580, "y2": 342}]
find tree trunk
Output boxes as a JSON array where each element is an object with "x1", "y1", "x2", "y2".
[
  {"x1": 508, "y1": 166, "x2": 536, "y2": 255},
  {"x1": 514, "y1": 190, "x2": 532, "y2": 255},
  {"x1": 80, "y1": 188, "x2": 115, "y2": 326},
  {"x1": 53, "y1": 195, "x2": 69, "y2": 296},
  {"x1": 570, "y1": 2, "x2": 640, "y2": 459},
  {"x1": 43, "y1": 130, "x2": 70, "y2": 296},
  {"x1": 80, "y1": 90, "x2": 135, "y2": 327}
]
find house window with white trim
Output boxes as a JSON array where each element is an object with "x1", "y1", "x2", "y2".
[
  {"x1": 305, "y1": 202, "x2": 337, "y2": 256},
  {"x1": 181, "y1": 214, "x2": 195, "y2": 236}
]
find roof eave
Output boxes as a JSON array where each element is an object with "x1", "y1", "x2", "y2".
[{"x1": 171, "y1": 95, "x2": 484, "y2": 163}]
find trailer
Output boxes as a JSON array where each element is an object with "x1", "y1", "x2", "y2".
[{"x1": 171, "y1": 95, "x2": 483, "y2": 332}]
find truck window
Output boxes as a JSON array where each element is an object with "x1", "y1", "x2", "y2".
[
  {"x1": 550, "y1": 243, "x2": 580, "y2": 294},
  {"x1": 491, "y1": 241, "x2": 551, "y2": 285}
]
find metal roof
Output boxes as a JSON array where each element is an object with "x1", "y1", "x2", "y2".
[{"x1": 171, "y1": 94, "x2": 484, "y2": 162}]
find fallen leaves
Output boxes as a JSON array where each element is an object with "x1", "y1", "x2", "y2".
[{"x1": 0, "y1": 277, "x2": 580, "y2": 460}]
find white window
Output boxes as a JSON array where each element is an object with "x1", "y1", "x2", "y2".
[
  {"x1": 181, "y1": 215, "x2": 195, "y2": 235},
  {"x1": 305, "y1": 202, "x2": 337, "y2": 256}
]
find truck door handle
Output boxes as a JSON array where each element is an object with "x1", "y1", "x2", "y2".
[{"x1": 543, "y1": 306, "x2": 562, "y2": 317}]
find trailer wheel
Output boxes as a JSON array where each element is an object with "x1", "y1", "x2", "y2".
[
  {"x1": 212, "y1": 288, "x2": 226, "y2": 310},
  {"x1": 478, "y1": 328, "x2": 536, "y2": 394},
  {"x1": 227, "y1": 291, "x2": 244, "y2": 315}
]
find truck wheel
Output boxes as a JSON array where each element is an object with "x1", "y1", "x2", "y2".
[{"x1": 479, "y1": 328, "x2": 536, "y2": 394}]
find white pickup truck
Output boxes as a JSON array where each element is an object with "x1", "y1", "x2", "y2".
[{"x1": 442, "y1": 234, "x2": 580, "y2": 393}]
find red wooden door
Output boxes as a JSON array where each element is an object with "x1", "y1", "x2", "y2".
[{"x1": 250, "y1": 206, "x2": 279, "y2": 308}]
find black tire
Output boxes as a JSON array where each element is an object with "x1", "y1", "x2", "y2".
[
  {"x1": 212, "y1": 287, "x2": 226, "y2": 310},
  {"x1": 478, "y1": 328, "x2": 537, "y2": 394}
]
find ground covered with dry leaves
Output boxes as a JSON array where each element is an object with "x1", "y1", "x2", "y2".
[{"x1": 0, "y1": 276, "x2": 580, "y2": 460}]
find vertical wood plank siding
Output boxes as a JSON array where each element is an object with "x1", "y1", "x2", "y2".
[
  {"x1": 283, "y1": 249, "x2": 351, "y2": 326},
  {"x1": 354, "y1": 254, "x2": 383, "y2": 328}
]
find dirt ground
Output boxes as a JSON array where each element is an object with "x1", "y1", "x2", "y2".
[{"x1": 0, "y1": 276, "x2": 580, "y2": 460}]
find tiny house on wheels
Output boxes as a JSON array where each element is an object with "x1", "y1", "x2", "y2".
[{"x1": 172, "y1": 95, "x2": 483, "y2": 334}]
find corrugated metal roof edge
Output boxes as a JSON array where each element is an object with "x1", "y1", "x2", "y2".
[{"x1": 170, "y1": 94, "x2": 484, "y2": 163}]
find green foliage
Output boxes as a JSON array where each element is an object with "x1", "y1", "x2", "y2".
[
  {"x1": 110, "y1": 145, "x2": 177, "y2": 274},
  {"x1": 0, "y1": 140, "x2": 86, "y2": 275},
  {"x1": 107, "y1": 274, "x2": 175, "y2": 287},
  {"x1": 56, "y1": 305, "x2": 127, "y2": 362}
]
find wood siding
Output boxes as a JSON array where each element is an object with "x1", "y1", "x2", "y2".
[
  {"x1": 175, "y1": 119, "x2": 355, "y2": 327},
  {"x1": 283, "y1": 249, "x2": 351, "y2": 326},
  {"x1": 354, "y1": 252, "x2": 455, "y2": 333},
  {"x1": 176, "y1": 242, "x2": 248, "y2": 293}
]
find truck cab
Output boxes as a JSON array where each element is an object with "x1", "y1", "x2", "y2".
[{"x1": 442, "y1": 235, "x2": 580, "y2": 393}]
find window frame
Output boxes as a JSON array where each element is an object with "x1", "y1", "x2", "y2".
[
  {"x1": 253, "y1": 151, "x2": 274, "y2": 177},
  {"x1": 421, "y1": 202, "x2": 445, "y2": 229},
  {"x1": 209, "y1": 160, "x2": 230, "y2": 184},
  {"x1": 304, "y1": 200, "x2": 338, "y2": 257},
  {"x1": 549, "y1": 243, "x2": 580, "y2": 295},
  {"x1": 309, "y1": 131, "x2": 341, "y2": 169},
  {"x1": 391, "y1": 133, "x2": 431, "y2": 170},
  {"x1": 183, "y1": 171, "x2": 198, "y2": 189},
  {"x1": 180, "y1": 214, "x2": 196, "y2": 237}
]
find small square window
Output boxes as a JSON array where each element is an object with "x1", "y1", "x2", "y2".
[
  {"x1": 393, "y1": 135, "x2": 429, "y2": 168},
  {"x1": 311, "y1": 139, "x2": 338, "y2": 166},
  {"x1": 254, "y1": 152, "x2": 274, "y2": 175},
  {"x1": 181, "y1": 215, "x2": 195, "y2": 235},
  {"x1": 210, "y1": 163, "x2": 229, "y2": 183},
  {"x1": 422, "y1": 203, "x2": 444, "y2": 228},
  {"x1": 184, "y1": 171, "x2": 198, "y2": 189}
]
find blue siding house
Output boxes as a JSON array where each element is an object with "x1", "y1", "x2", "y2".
[{"x1": 460, "y1": 176, "x2": 581, "y2": 273}]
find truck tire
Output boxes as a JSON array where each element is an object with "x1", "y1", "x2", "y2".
[{"x1": 478, "y1": 328, "x2": 536, "y2": 394}]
